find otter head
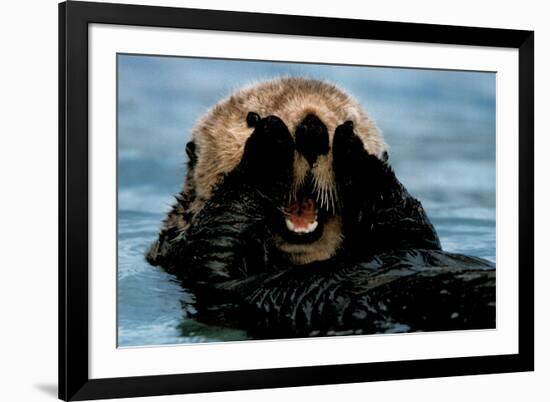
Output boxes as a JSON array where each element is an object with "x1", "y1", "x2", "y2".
[{"x1": 184, "y1": 77, "x2": 387, "y2": 265}]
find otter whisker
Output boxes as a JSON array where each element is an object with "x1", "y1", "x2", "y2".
[
  {"x1": 327, "y1": 188, "x2": 334, "y2": 213},
  {"x1": 312, "y1": 178, "x2": 321, "y2": 209},
  {"x1": 311, "y1": 175, "x2": 339, "y2": 213},
  {"x1": 288, "y1": 188, "x2": 295, "y2": 205},
  {"x1": 278, "y1": 207, "x2": 293, "y2": 217},
  {"x1": 330, "y1": 186, "x2": 339, "y2": 213},
  {"x1": 320, "y1": 185, "x2": 327, "y2": 210},
  {"x1": 289, "y1": 183, "x2": 298, "y2": 203}
]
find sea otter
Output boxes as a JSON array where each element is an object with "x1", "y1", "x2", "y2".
[{"x1": 147, "y1": 77, "x2": 495, "y2": 338}]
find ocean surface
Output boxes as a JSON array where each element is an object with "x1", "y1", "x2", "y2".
[{"x1": 117, "y1": 55, "x2": 496, "y2": 347}]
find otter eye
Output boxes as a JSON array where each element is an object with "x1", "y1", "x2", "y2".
[{"x1": 246, "y1": 112, "x2": 261, "y2": 128}]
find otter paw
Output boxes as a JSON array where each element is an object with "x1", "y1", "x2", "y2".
[
  {"x1": 239, "y1": 114, "x2": 295, "y2": 189},
  {"x1": 333, "y1": 121, "x2": 368, "y2": 186},
  {"x1": 333, "y1": 121, "x2": 388, "y2": 186}
]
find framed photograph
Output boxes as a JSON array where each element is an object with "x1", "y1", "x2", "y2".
[{"x1": 59, "y1": 1, "x2": 534, "y2": 400}]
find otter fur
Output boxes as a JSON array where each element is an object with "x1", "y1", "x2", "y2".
[
  {"x1": 146, "y1": 77, "x2": 495, "y2": 337},
  {"x1": 147, "y1": 78, "x2": 386, "y2": 266}
]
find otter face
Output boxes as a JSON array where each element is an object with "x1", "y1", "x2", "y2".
[
  {"x1": 184, "y1": 78, "x2": 387, "y2": 265},
  {"x1": 270, "y1": 112, "x2": 343, "y2": 264}
]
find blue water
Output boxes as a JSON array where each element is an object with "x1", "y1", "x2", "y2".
[{"x1": 117, "y1": 55, "x2": 496, "y2": 347}]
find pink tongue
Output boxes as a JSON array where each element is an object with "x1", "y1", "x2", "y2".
[{"x1": 286, "y1": 198, "x2": 317, "y2": 229}]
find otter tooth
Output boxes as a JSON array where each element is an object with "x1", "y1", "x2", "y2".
[
  {"x1": 285, "y1": 218, "x2": 296, "y2": 232},
  {"x1": 306, "y1": 221, "x2": 319, "y2": 233},
  {"x1": 285, "y1": 218, "x2": 319, "y2": 234}
]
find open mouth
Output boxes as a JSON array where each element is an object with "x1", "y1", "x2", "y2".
[
  {"x1": 278, "y1": 180, "x2": 327, "y2": 244},
  {"x1": 285, "y1": 197, "x2": 319, "y2": 232}
]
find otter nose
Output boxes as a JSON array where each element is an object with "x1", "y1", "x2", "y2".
[{"x1": 295, "y1": 114, "x2": 330, "y2": 166}]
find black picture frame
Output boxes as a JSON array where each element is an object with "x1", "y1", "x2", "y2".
[{"x1": 59, "y1": 1, "x2": 534, "y2": 400}]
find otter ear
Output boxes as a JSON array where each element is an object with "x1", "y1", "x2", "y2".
[
  {"x1": 246, "y1": 111, "x2": 261, "y2": 128},
  {"x1": 382, "y1": 151, "x2": 389, "y2": 162},
  {"x1": 185, "y1": 141, "x2": 197, "y2": 166}
]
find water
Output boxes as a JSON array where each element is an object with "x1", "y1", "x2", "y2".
[{"x1": 117, "y1": 55, "x2": 496, "y2": 347}]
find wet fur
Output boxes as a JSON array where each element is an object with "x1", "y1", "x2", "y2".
[{"x1": 146, "y1": 79, "x2": 495, "y2": 336}]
